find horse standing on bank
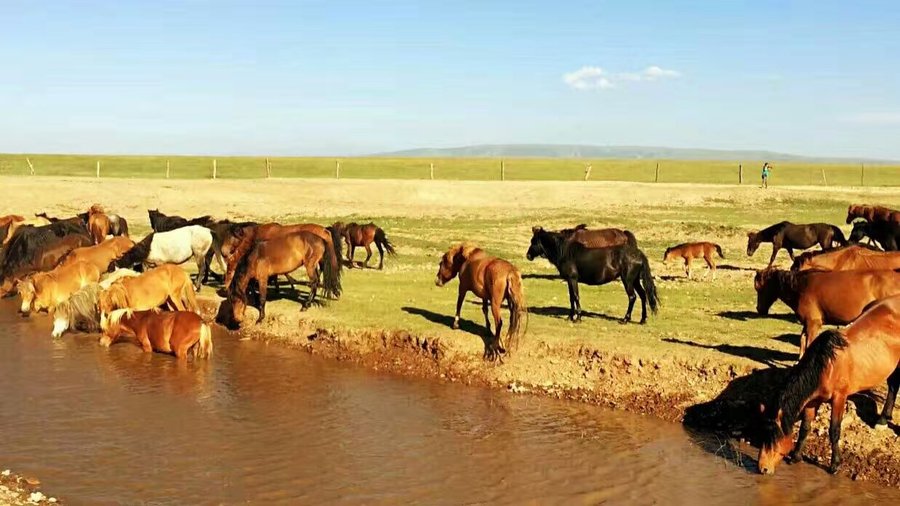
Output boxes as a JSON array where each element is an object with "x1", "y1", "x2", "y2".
[
  {"x1": 559, "y1": 224, "x2": 638, "y2": 248},
  {"x1": 849, "y1": 220, "x2": 900, "y2": 251},
  {"x1": 526, "y1": 227, "x2": 659, "y2": 324},
  {"x1": 112, "y1": 225, "x2": 213, "y2": 291},
  {"x1": 747, "y1": 221, "x2": 846, "y2": 267},
  {"x1": 331, "y1": 222, "x2": 396, "y2": 269}
]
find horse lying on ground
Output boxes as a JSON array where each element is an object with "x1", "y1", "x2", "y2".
[
  {"x1": 791, "y1": 244, "x2": 900, "y2": 272},
  {"x1": 101, "y1": 308, "x2": 213, "y2": 359},
  {"x1": 663, "y1": 242, "x2": 724, "y2": 280},
  {"x1": 98, "y1": 264, "x2": 199, "y2": 317},
  {"x1": 747, "y1": 222, "x2": 846, "y2": 267},
  {"x1": 18, "y1": 260, "x2": 102, "y2": 315},
  {"x1": 526, "y1": 227, "x2": 659, "y2": 324},
  {"x1": 757, "y1": 294, "x2": 900, "y2": 476},
  {"x1": 846, "y1": 204, "x2": 900, "y2": 225},
  {"x1": 331, "y1": 222, "x2": 396, "y2": 269},
  {"x1": 849, "y1": 219, "x2": 900, "y2": 251},
  {"x1": 754, "y1": 267, "x2": 900, "y2": 357},
  {"x1": 50, "y1": 269, "x2": 141, "y2": 338},
  {"x1": 435, "y1": 243, "x2": 526, "y2": 361},
  {"x1": 113, "y1": 225, "x2": 213, "y2": 291}
]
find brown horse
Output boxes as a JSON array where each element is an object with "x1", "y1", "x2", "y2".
[
  {"x1": 663, "y1": 242, "x2": 724, "y2": 279},
  {"x1": 224, "y1": 229, "x2": 341, "y2": 327},
  {"x1": 792, "y1": 244, "x2": 900, "y2": 272},
  {"x1": 0, "y1": 214, "x2": 24, "y2": 227},
  {"x1": 98, "y1": 264, "x2": 199, "y2": 317},
  {"x1": 435, "y1": 243, "x2": 526, "y2": 361},
  {"x1": 757, "y1": 295, "x2": 900, "y2": 476},
  {"x1": 18, "y1": 260, "x2": 102, "y2": 315},
  {"x1": 747, "y1": 222, "x2": 846, "y2": 267},
  {"x1": 87, "y1": 204, "x2": 111, "y2": 245},
  {"x1": 754, "y1": 268, "x2": 900, "y2": 357},
  {"x1": 331, "y1": 222, "x2": 396, "y2": 269},
  {"x1": 3, "y1": 216, "x2": 51, "y2": 245},
  {"x1": 60, "y1": 236, "x2": 135, "y2": 271},
  {"x1": 559, "y1": 224, "x2": 638, "y2": 248},
  {"x1": 101, "y1": 308, "x2": 213, "y2": 359},
  {"x1": 846, "y1": 204, "x2": 900, "y2": 224},
  {"x1": 0, "y1": 234, "x2": 93, "y2": 296},
  {"x1": 0, "y1": 215, "x2": 24, "y2": 242}
]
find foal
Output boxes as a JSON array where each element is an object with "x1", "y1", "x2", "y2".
[{"x1": 663, "y1": 242, "x2": 724, "y2": 280}]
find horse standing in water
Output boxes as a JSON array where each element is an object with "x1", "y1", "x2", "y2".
[
  {"x1": 746, "y1": 221, "x2": 846, "y2": 267},
  {"x1": 757, "y1": 295, "x2": 900, "y2": 476},
  {"x1": 331, "y1": 222, "x2": 396, "y2": 269},
  {"x1": 434, "y1": 243, "x2": 526, "y2": 361},
  {"x1": 101, "y1": 308, "x2": 213, "y2": 359},
  {"x1": 526, "y1": 227, "x2": 659, "y2": 324}
]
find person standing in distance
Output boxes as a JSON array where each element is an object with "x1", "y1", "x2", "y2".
[{"x1": 761, "y1": 162, "x2": 772, "y2": 188}]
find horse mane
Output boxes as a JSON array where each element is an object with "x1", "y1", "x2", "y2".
[
  {"x1": 0, "y1": 220, "x2": 89, "y2": 280},
  {"x1": 89, "y1": 204, "x2": 105, "y2": 215},
  {"x1": 763, "y1": 330, "x2": 847, "y2": 445},
  {"x1": 560, "y1": 224, "x2": 589, "y2": 235},
  {"x1": 755, "y1": 221, "x2": 792, "y2": 240},
  {"x1": 107, "y1": 307, "x2": 134, "y2": 327},
  {"x1": 55, "y1": 284, "x2": 102, "y2": 330},
  {"x1": 114, "y1": 233, "x2": 153, "y2": 269},
  {"x1": 228, "y1": 227, "x2": 260, "y2": 299}
]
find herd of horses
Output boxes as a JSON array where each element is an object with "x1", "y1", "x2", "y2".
[{"x1": 2, "y1": 201, "x2": 900, "y2": 478}]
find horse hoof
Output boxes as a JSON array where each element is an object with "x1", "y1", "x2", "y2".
[
  {"x1": 828, "y1": 465, "x2": 840, "y2": 475},
  {"x1": 639, "y1": 319, "x2": 647, "y2": 325},
  {"x1": 787, "y1": 452, "x2": 802, "y2": 464},
  {"x1": 875, "y1": 417, "x2": 890, "y2": 426},
  {"x1": 451, "y1": 322, "x2": 459, "y2": 330},
  {"x1": 619, "y1": 319, "x2": 629, "y2": 325}
]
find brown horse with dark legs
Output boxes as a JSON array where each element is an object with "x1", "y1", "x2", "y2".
[
  {"x1": 101, "y1": 308, "x2": 213, "y2": 359},
  {"x1": 846, "y1": 204, "x2": 900, "y2": 224},
  {"x1": 747, "y1": 221, "x2": 847, "y2": 267},
  {"x1": 224, "y1": 229, "x2": 341, "y2": 328},
  {"x1": 87, "y1": 205, "x2": 111, "y2": 245},
  {"x1": 791, "y1": 244, "x2": 900, "y2": 271},
  {"x1": 757, "y1": 295, "x2": 900, "y2": 476},
  {"x1": 663, "y1": 242, "x2": 724, "y2": 280},
  {"x1": 435, "y1": 244, "x2": 526, "y2": 362},
  {"x1": 754, "y1": 267, "x2": 900, "y2": 358},
  {"x1": 331, "y1": 222, "x2": 396, "y2": 269}
]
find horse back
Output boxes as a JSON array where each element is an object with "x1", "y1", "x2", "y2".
[{"x1": 570, "y1": 228, "x2": 630, "y2": 249}]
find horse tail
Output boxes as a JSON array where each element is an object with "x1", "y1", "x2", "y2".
[
  {"x1": 714, "y1": 243, "x2": 725, "y2": 259},
  {"x1": 505, "y1": 269, "x2": 527, "y2": 353},
  {"x1": 639, "y1": 250, "x2": 660, "y2": 314},
  {"x1": 375, "y1": 227, "x2": 397, "y2": 256},
  {"x1": 321, "y1": 236, "x2": 343, "y2": 299},
  {"x1": 327, "y1": 225, "x2": 344, "y2": 272},
  {"x1": 196, "y1": 322, "x2": 213, "y2": 359},
  {"x1": 624, "y1": 230, "x2": 638, "y2": 248},
  {"x1": 830, "y1": 225, "x2": 848, "y2": 247},
  {"x1": 181, "y1": 277, "x2": 200, "y2": 314}
]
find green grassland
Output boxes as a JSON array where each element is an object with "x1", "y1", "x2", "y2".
[{"x1": 2, "y1": 153, "x2": 899, "y2": 186}]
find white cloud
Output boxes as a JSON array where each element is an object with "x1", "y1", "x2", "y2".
[
  {"x1": 563, "y1": 65, "x2": 681, "y2": 91},
  {"x1": 843, "y1": 112, "x2": 900, "y2": 125}
]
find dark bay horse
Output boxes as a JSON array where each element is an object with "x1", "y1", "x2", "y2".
[
  {"x1": 850, "y1": 219, "x2": 900, "y2": 251},
  {"x1": 0, "y1": 220, "x2": 91, "y2": 296},
  {"x1": 757, "y1": 295, "x2": 900, "y2": 476},
  {"x1": 754, "y1": 268, "x2": 900, "y2": 357},
  {"x1": 331, "y1": 222, "x2": 396, "y2": 269},
  {"x1": 526, "y1": 227, "x2": 659, "y2": 323},
  {"x1": 148, "y1": 209, "x2": 214, "y2": 233},
  {"x1": 557, "y1": 224, "x2": 637, "y2": 248},
  {"x1": 747, "y1": 221, "x2": 846, "y2": 267},
  {"x1": 435, "y1": 243, "x2": 526, "y2": 361}
]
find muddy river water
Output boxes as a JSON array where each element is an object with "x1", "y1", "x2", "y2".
[{"x1": 1, "y1": 300, "x2": 898, "y2": 505}]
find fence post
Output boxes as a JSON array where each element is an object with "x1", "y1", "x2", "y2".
[
  {"x1": 265, "y1": 157, "x2": 271, "y2": 178},
  {"x1": 25, "y1": 157, "x2": 35, "y2": 176},
  {"x1": 166, "y1": 160, "x2": 170, "y2": 179},
  {"x1": 861, "y1": 163, "x2": 865, "y2": 186},
  {"x1": 500, "y1": 160, "x2": 505, "y2": 181},
  {"x1": 821, "y1": 168, "x2": 827, "y2": 186},
  {"x1": 96, "y1": 160, "x2": 101, "y2": 178},
  {"x1": 584, "y1": 163, "x2": 592, "y2": 181},
  {"x1": 739, "y1": 164, "x2": 743, "y2": 184},
  {"x1": 335, "y1": 160, "x2": 341, "y2": 179},
  {"x1": 655, "y1": 162, "x2": 660, "y2": 183},
  {"x1": 212, "y1": 159, "x2": 217, "y2": 179},
  {"x1": 430, "y1": 162, "x2": 434, "y2": 180}
]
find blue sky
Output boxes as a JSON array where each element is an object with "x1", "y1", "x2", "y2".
[{"x1": 1, "y1": 1, "x2": 899, "y2": 158}]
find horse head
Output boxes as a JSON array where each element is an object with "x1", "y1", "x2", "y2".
[
  {"x1": 753, "y1": 268, "x2": 783, "y2": 315},
  {"x1": 746, "y1": 231, "x2": 761, "y2": 256},
  {"x1": 435, "y1": 244, "x2": 468, "y2": 286},
  {"x1": 17, "y1": 276, "x2": 37, "y2": 316},
  {"x1": 662, "y1": 247, "x2": 674, "y2": 264},
  {"x1": 757, "y1": 403, "x2": 792, "y2": 475},
  {"x1": 848, "y1": 220, "x2": 869, "y2": 243}
]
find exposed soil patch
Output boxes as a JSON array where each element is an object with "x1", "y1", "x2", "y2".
[{"x1": 0, "y1": 470, "x2": 60, "y2": 505}]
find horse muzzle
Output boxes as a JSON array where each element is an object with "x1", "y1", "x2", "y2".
[{"x1": 434, "y1": 276, "x2": 444, "y2": 287}]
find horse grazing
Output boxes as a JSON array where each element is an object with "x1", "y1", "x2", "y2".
[
  {"x1": 113, "y1": 225, "x2": 213, "y2": 291},
  {"x1": 18, "y1": 260, "x2": 102, "y2": 316},
  {"x1": 435, "y1": 244, "x2": 527, "y2": 361},
  {"x1": 663, "y1": 242, "x2": 724, "y2": 280},
  {"x1": 60, "y1": 236, "x2": 135, "y2": 271},
  {"x1": 50, "y1": 269, "x2": 141, "y2": 338},
  {"x1": 754, "y1": 267, "x2": 900, "y2": 357},
  {"x1": 846, "y1": 204, "x2": 900, "y2": 225},
  {"x1": 849, "y1": 219, "x2": 900, "y2": 251},
  {"x1": 526, "y1": 227, "x2": 659, "y2": 323},
  {"x1": 148, "y1": 209, "x2": 213, "y2": 233},
  {"x1": 747, "y1": 221, "x2": 847, "y2": 267},
  {"x1": 101, "y1": 308, "x2": 213, "y2": 359},
  {"x1": 331, "y1": 222, "x2": 396, "y2": 269},
  {"x1": 757, "y1": 295, "x2": 900, "y2": 476},
  {"x1": 223, "y1": 230, "x2": 341, "y2": 328},
  {"x1": 559, "y1": 224, "x2": 638, "y2": 248},
  {"x1": 0, "y1": 221, "x2": 92, "y2": 296},
  {"x1": 791, "y1": 244, "x2": 900, "y2": 272},
  {"x1": 98, "y1": 264, "x2": 199, "y2": 317}
]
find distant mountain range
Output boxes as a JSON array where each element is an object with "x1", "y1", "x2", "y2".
[{"x1": 374, "y1": 144, "x2": 894, "y2": 163}]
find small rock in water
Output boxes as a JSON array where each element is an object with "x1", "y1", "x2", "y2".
[
  {"x1": 1, "y1": 470, "x2": 9, "y2": 477},
  {"x1": 29, "y1": 491, "x2": 45, "y2": 503},
  {"x1": 49, "y1": 498, "x2": 58, "y2": 504}
]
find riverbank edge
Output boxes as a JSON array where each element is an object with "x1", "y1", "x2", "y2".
[
  {"x1": 199, "y1": 298, "x2": 900, "y2": 488},
  {"x1": 0, "y1": 470, "x2": 59, "y2": 505}
]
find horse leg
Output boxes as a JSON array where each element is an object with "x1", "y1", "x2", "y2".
[
  {"x1": 489, "y1": 297, "x2": 505, "y2": 362},
  {"x1": 482, "y1": 299, "x2": 491, "y2": 335},
  {"x1": 768, "y1": 241, "x2": 781, "y2": 267},
  {"x1": 786, "y1": 247, "x2": 795, "y2": 260},
  {"x1": 876, "y1": 368, "x2": 900, "y2": 426},
  {"x1": 788, "y1": 405, "x2": 817, "y2": 464},
  {"x1": 256, "y1": 281, "x2": 268, "y2": 323},
  {"x1": 567, "y1": 278, "x2": 582, "y2": 322},
  {"x1": 348, "y1": 245, "x2": 356, "y2": 268},
  {"x1": 566, "y1": 281, "x2": 576, "y2": 321},
  {"x1": 703, "y1": 254, "x2": 715, "y2": 280},
  {"x1": 303, "y1": 264, "x2": 319, "y2": 310},
  {"x1": 634, "y1": 280, "x2": 648, "y2": 324},
  {"x1": 363, "y1": 244, "x2": 373, "y2": 269},
  {"x1": 684, "y1": 258, "x2": 691, "y2": 279},
  {"x1": 140, "y1": 330, "x2": 153, "y2": 353},
  {"x1": 194, "y1": 254, "x2": 207, "y2": 292},
  {"x1": 800, "y1": 319, "x2": 822, "y2": 359},
  {"x1": 376, "y1": 241, "x2": 385, "y2": 270},
  {"x1": 828, "y1": 395, "x2": 847, "y2": 474},
  {"x1": 452, "y1": 288, "x2": 465, "y2": 330},
  {"x1": 620, "y1": 273, "x2": 636, "y2": 324}
]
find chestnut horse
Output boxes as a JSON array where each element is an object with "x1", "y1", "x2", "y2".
[
  {"x1": 101, "y1": 308, "x2": 213, "y2": 359},
  {"x1": 791, "y1": 244, "x2": 900, "y2": 272},
  {"x1": 754, "y1": 268, "x2": 900, "y2": 357},
  {"x1": 18, "y1": 260, "x2": 102, "y2": 315},
  {"x1": 435, "y1": 243, "x2": 526, "y2": 361},
  {"x1": 87, "y1": 205, "x2": 111, "y2": 245},
  {"x1": 559, "y1": 224, "x2": 638, "y2": 248},
  {"x1": 663, "y1": 242, "x2": 724, "y2": 280},
  {"x1": 846, "y1": 204, "x2": 900, "y2": 224},
  {"x1": 98, "y1": 264, "x2": 199, "y2": 317},
  {"x1": 0, "y1": 233, "x2": 92, "y2": 296},
  {"x1": 747, "y1": 221, "x2": 846, "y2": 267},
  {"x1": 757, "y1": 295, "x2": 900, "y2": 476},
  {"x1": 0, "y1": 215, "x2": 24, "y2": 242},
  {"x1": 331, "y1": 222, "x2": 396, "y2": 269},
  {"x1": 224, "y1": 229, "x2": 341, "y2": 327},
  {"x1": 60, "y1": 236, "x2": 135, "y2": 271}
]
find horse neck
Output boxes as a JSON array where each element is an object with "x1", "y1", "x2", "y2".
[
  {"x1": 540, "y1": 235, "x2": 565, "y2": 264},
  {"x1": 774, "y1": 271, "x2": 801, "y2": 309}
]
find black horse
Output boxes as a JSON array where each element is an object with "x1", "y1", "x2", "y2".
[
  {"x1": 746, "y1": 221, "x2": 847, "y2": 267},
  {"x1": 148, "y1": 209, "x2": 213, "y2": 233},
  {"x1": 526, "y1": 227, "x2": 659, "y2": 323},
  {"x1": 0, "y1": 220, "x2": 91, "y2": 294},
  {"x1": 849, "y1": 219, "x2": 900, "y2": 251}
]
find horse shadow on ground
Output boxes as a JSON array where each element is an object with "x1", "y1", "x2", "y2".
[
  {"x1": 662, "y1": 337, "x2": 794, "y2": 368},
  {"x1": 527, "y1": 305, "x2": 622, "y2": 322},
  {"x1": 716, "y1": 264, "x2": 757, "y2": 272},
  {"x1": 401, "y1": 307, "x2": 489, "y2": 344},
  {"x1": 772, "y1": 333, "x2": 801, "y2": 347},
  {"x1": 716, "y1": 310, "x2": 797, "y2": 323},
  {"x1": 521, "y1": 273, "x2": 560, "y2": 281}
]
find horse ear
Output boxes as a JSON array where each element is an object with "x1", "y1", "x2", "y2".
[
  {"x1": 759, "y1": 403, "x2": 766, "y2": 415},
  {"x1": 532, "y1": 226, "x2": 542, "y2": 234},
  {"x1": 747, "y1": 231, "x2": 756, "y2": 238}
]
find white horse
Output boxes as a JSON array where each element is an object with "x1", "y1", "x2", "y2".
[{"x1": 113, "y1": 225, "x2": 213, "y2": 291}]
